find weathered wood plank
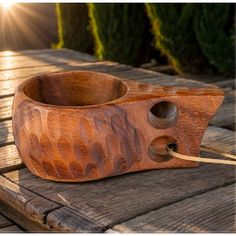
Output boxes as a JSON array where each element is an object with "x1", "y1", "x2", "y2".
[
  {"x1": 0, "y1": 203, "x2": 49, "y2": 232},
  {"x1": 0, "y1": 49, "x2": 234, "y2": 232},
  {"x1": 0, "y1": 60, "x2": 129, "y2": 82},
  {"x1": 0, "y1": 49, "x2": 96, "y2": 71},
  {"x1": 0, "y1": 96, "x2": 13, "y2": 121},
  {"x1": 0, "y1": 59, "x2": 209, "y2": 97},
  {"x1": 134, "y1": 74, "x2": 216, "y2": 88},
  {"x1": 0, "y1": 144, "x2": 24, "y2": 173},
  {"x1": 0, "y1": 49, "x2": 63, "y2": 57},
  {"x1": 0, "y1": 207, "x2": 26, "y2": 232},
  {"x1": 210, "y1": 90, "x2": 235, "y2": 130},
  {"x1": 0, "y1": 61, "x2": 131, "y2": 98},
  {"x1": 111, "y1": 184, "x2": 235, "y2": 233},
  {"x1": 46, "y1": 207, "x2": 104, "y2": 232},
  {"x1": 0, "y1": 120, "x2": 13, "y2": 146},
  {"x1": 3, "y1": 151, "x2": 235, "y2": 229},
  {"x1": 203, "y1": 126, "x2": 236, "y2": 154},
  {"x1": 0, "y1": 214, "x2": 12, "y2": 228},
  {"x1": 0, "y1": 225, "x2": 24, "y2": 232},
  {"x1": 0, "y1": 49, "x2": 96, "y2": 61},
  {"x1": 0, "y1": 175, "x2": 104, "y2": 232},
  {"x1": 0, "y1": 174, "x2": 49, "y2": 220},
  {"x1": 214, "y1": 79, "x2": 235, "y2": 90}
]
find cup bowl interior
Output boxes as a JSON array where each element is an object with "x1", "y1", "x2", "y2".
[{"x1": 23, "y1": 71, "x2": 128, "y2": 106}]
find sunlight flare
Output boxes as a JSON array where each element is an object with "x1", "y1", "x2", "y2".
[{"x1": 0, "y1": 0, "x2": 15, "y2": 11}]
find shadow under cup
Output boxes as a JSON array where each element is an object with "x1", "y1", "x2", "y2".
[{"x1": 23, "y1": 71, "x2": 128, "y2": 106}]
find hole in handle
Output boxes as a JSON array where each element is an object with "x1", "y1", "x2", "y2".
[
  {"x1": 148, "y1": 101, "x2": 178, "y2": 129},
  {"x1": 148, "y1": 136, "x2": 178, "y2": 163}
]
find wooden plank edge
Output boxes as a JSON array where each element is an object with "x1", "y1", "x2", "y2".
[
  {"x1": 0, "y1": 225, "x2": 24, "y2": 232},
  {"x1": 0, "y1": 202, "x2": 54, "y2": 232},
  {"x1": 0, "y1": 174, "x2": 105, "y2": 232}
]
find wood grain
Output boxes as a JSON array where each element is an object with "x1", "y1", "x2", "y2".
[
  {"x1": 0, "y1": 175, "x2": 104, "y2": 232},
  {"x1": 0, "y1": 49, "x2": 96, "y2": 71},
  {"x1": 0, "y1": 205, "x2": 25, "y2": 232},
  {"x1": 12, "y1": 70, "x2": 224, "y2": 182},
  {"x1": 0, "y1": 96, "x2": 13, "y2": 121},
  {"x1": 0, "y1": 126, "x2": 234, "y2": 177},
  {"x1": 0, "y1": 61, "x2": 131, "y2": 98},
  {"x1": 0, "y1": 49, "x2": 96, "y2": 60},
  {"x1": 213, "y1": 79, "x2": 235, "y2": 90},
  {"x1": 0, "y1": 74, "x2": 232, "y2": 128},
  {"x1": 210, "y1": 90, "x2": 235, "y2": 129},
  {"x1": 0, "y1": 144, "x2": 24, "y2": 173},
  {"x1": 2, "y1": 152, "x2": 235, "y2": 229},
  {"x1": 0, "y1": 203, "x2": 49, "y2": 232},
  {"x1": 0, "y1": 225, "x2": 24, "y2": 232},
  {"x1": 0, "y1": 49, "x2": 235, "y2": 232},
  {"x1": 202, "y1": 126, "x2": 236, "y2": 154},
  {"x1": 0, "y1": 214, "x2": 12, "y2": 228},
  {"x1": 0, "y1": 113, "x2": 234, "y2": 177},
  {"x1": 111, "y1": 184, "x2": 236, "y2": 233},
  {"x1": 0, "y1": 120, "x2": 13, "y2": 145}
]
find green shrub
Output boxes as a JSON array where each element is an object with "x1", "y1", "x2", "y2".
[
  {"x1": 146, "y1": 3, "x2": 208, "y2": 74},
  {"x1": 88, "y1": 3, "x2": 148, "y2": 65},
  {"x1": 56, "y1": 3, "x2": 93, "y2": 54},
  {"x1": 194, "y1": 4, "x2": 234, "y2": 76}
]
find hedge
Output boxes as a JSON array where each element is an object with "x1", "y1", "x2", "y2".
[
  {"x1": 146, "y1": 3, "x2": 208, "y2": 74},
  {"x1": 194, "y1": 4, "x2": 234, "y2": 76},
  {"x1": 88, "y1": 3, "x2": 150, "y2": 65},
  {"x1": 56, "y1": 3, "x2": 93, "y2": 54}
]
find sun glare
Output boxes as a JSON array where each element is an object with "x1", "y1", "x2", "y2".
[{"x1": 0, "y1": 0, "x2": 15, "y2": 10}]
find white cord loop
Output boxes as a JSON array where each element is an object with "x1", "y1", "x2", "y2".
[{"x1": 166, "y1": 144, "x2": 236, "y2": 166}]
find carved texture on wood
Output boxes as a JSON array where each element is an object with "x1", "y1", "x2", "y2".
[{"x1": 12, "y1": 71, "x2": 224, "y2": 182}]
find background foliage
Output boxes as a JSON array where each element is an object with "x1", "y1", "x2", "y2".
[
  {"x1": 55, "y1": 3, "x2": 234, "y2": 76},
  {"x1": 145, "y1": 3, "x2": 209, "y2": 74},
  {"x1": 56, "y1": 3, "x2": 93, "y2": 54},
  {"x1": 88, "y1": 3, "x2": 150, "y2": 65},
  {"x1": 194, "y1": 4, "x2": 234, "y2": 76}
]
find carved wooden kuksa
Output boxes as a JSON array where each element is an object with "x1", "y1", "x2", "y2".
[{"x1": 12, "y1": 71, "x2": 224, "y2": 182}]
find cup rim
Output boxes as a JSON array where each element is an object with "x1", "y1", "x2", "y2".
[{"x1": 17, "y1": 70, "x2": 129, "y2": 109}]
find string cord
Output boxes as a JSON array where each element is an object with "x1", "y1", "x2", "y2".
[{"x1": 166, "y1": 145, "x2": 236, "y2": 166}]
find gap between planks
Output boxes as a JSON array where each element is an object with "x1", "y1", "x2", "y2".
[
  {"x1": 0, "y1": 174, "x2": 105, "y2": 232},
  {"x1": 0, "y1": 48, "x2": 234, "y2": 232},
  {"x1": 110, "y1": 183, "x2": 236, "y2": 233},
  {"x1": 1, "y1": 149, "x2": 235, "y2": 232},
  {"x1": 0, "y1": 206, "x2": 25, "y2": 232}
]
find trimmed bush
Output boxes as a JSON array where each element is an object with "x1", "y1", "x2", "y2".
[
  {"x1": 194, "y1": 4, "x2": 234, "y2": 76},
  {"x1": 56, "y1": 3, "x2": 93, "y2": 54},
  {"x1": 88, "y1": 3, "x2": 149, "y2": 65},
  {"x1": 146, "y1": 3, "x2": 208, "y2": 74}
]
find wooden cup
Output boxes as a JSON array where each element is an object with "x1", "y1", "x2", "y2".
[{"x1": 12, "y1": 71, "x2": 224, "y2": 182}]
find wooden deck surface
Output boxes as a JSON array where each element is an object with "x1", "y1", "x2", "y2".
[{"x1": 0, "y1": 49, "x2": 235, "y2": 232}]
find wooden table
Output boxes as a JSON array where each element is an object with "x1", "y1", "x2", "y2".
[{"x1": 0, "y1": 49, "x2": 235, "y2": 232}]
